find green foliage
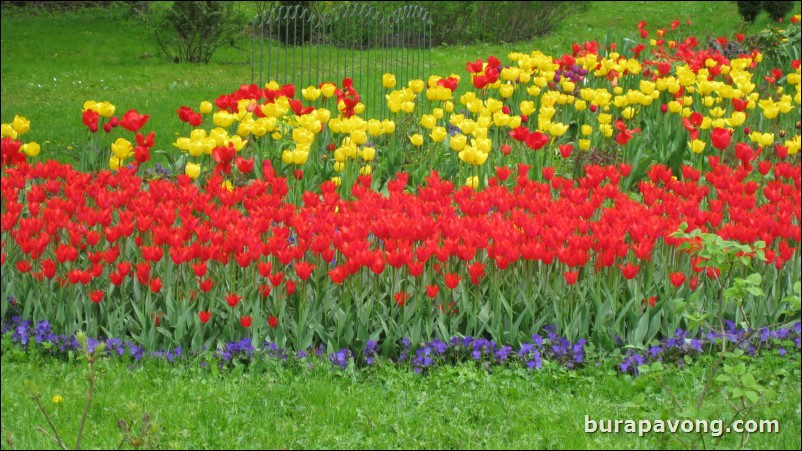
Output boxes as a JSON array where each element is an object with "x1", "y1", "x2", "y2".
[
  {"x1": 761, "y1": 1, "x2": 795, "y2": 20},
  {"x1": 754, "y1": 18, "x2": 801, "y2": 66},
  {"x1": 737, "y1": 1, "x2": 795, "y2": 23},
  {"x1": 148, "y1": 1, "x2": 247, "y2": 63},
  {"x1": 428, "y1": 1, "x2": 591, "y2": 46},
  {"x1": 737, "y1": 1, "x2": 764, "y2": 23}
]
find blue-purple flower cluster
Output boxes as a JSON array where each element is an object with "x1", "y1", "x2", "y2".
[
  {"x1": 619, "y1": 321, "x2": 802, "y2": 376},
  {"x1": 2, "y1": 315, "x2": 799, "y2": 376}
]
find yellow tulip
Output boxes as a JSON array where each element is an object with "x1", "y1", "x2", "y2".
[
  {"x1": 292, "y1": 150, "x2": 308, "y2": 165},
  {"x1": 360, "y1": 165, "x2": 372, "y2": 176},
  {"x1": 175, "y1": 137, "x2": 191, "y2": 151},
  {"x1": 408, "y1": 79, "x2": 424, "y2": 93},
  {"x1": 485, "y1": 98, "x2": 503, "y2": 113},
  {"x1": 688, "y1": 139, "x2": 706, "y2": 154},
  {"x1": 579, "y1": 139, "x2": 591, "y2": 151},
  {"x1": 465, "y1": 176, "x2": 479, "y2": 189},
  {"x1": 459, "y1": 120, "x2": 476, "y2": 135},
  {"x1": 492, "y1": 112, "x2": 510, "y2": 127},
  {"x1": 383, "y1": 73, "x2": 397, "y2": 89},
  {"x1": 302, "y1": 86, "x2": 321, "y2": 101},
  {"x1": 367, "y1": 119, "x2": 383, "y2": 137},
  {"x1": 111, "y1": 138, "x2": 133, "y2": 160},
  {"x1": 109, "y1": 156, "x2": 125, "y2": 171},
  {"x1": 320, "y1": 83, "x2": 337, "y2": 98},
  {"x1": 1, "y1": 123, "x2": 18, "y2": 139},
  {"x1": 581, "y1": 124, "x2": 593, "y2": 136},
  {"x1": 549, "y1": 122, "x2": 569, "y2": 137},
  {"x1": 229, "y1": 135, "x2": 247, "y2": 151},
  {"x1": 315, "y1": 108, "x2": 331, "y2": 124},
  {"x1": 450, "y1": 134, "x2": 467, "y2": 152},
  {"x1": 361, "y1": 145, "x2": 376, "y2": 161},
  {"x1": 499, "y1": 84, "x2": 515, "y2": 98},
  {"x1": 474, "y1": 137, "x2": 492, "y2": 154},
  {"x1": 520, "y1": 100, "x2": 535, "y2": 116},
  {"x1": 351, "y1": 129, "x2": 367, "y2": 146},
  {"x1": 749, "y1": 131, "x2": 774, "y2": 147},
  {"x1": 199, "y1": 101, "x2": 213, "y2": 115},
  {"x1": 382, "y1": 119, "x2": 396, "y2": 134},
  {"x1": 785, "y1": 135, "x2": 800, "y2": 155},
  {"x1": 189, "y1": 140, "x2": 205, "y2": 157},
  {"x1": 420, "y1": 114, "x2": 437, "y2": 129},
  {"x1": 214, "y1": 111, "x2": 236, "y2": 128},
  {"x1": 430, "y1": 126, "x2": 447, "y2": 143},
  {"x1": 409, "y1": 134, "x2": 424, "y2": 147},
  {"x1": 96, "y1": 102, "x2": 115, "y2": 118},
  {"x1": 185, "y1": 162, "x2": 201, "y2": 179},
  {"x1": 22, "y1": 142, "x2": 40, "y2": 157},
  {"x1": 12, "y1": 115, "x2": 30, "y2": 135},
  {"x1": 83, "y1": 100, "x2": 98, "y2": 113},
  {"x1": 467, "y1": 98, "x2": 483, "y2": 114},
  {"x1": 330, "y1": 176, "x2": 342, "y2": 187},
  {"x1": 333, "y1": 161, "x2": 345, "y2": 172}
]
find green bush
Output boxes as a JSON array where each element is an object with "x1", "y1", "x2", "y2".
[
  {"x1": 425, "y1": 1, "x2": 590, "y2": 46},
  {"x1": 737, "y1": 1, "x2": 795, "y2": 23},
  {"x1": 149, "y1": 1, "x2": 246, "y2": 63},
  {"x1": 737, "y1": 1, "x2": 763, "y2": 22},
  {"x1": 761, "y1": 0, "x2": 795, "y2": 20},
  {"x1": 315, "y1": 1, "x2": 589, "y2": 47}
]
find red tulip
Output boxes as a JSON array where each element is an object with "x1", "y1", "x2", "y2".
[
  {"x1": 444, "y1": 273, "x2": 461, "y2": 290},
  {"x1": 618, "y1": 262, "x2": 639, "y2": 280},
  {"x1": 240, "y1": 315, "x2": 252, "y2": 328},
  {"x1": 669, "y1": 272, "x2": 685, "y2": 288},
  {"x1": 120, "y1": 109, "x2": 150, "y2": 132},
  {"x1": 225, "y1": 292, "x2": 242, "y2": 308},
  {"x1": 426, "y1": 285, "x2": 439, "y2": 299},
  {"x1": 198, "y1": 311, "x2": 212, "y2": 324},
  {"x1": 149, "y1": 277, "x2": 162, "y2": 293},
  {"x1": 710, "y1": 127, "x2": 732, "y2": 150},
  {"x1": 89, "y1": 290, "x2": 104, "y2": 304}
]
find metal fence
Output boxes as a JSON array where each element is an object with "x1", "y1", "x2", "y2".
[{"x1": 251, "y1": 3, "x2": 432, "y2": 119}]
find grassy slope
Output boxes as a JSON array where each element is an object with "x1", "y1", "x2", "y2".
[
  {"x1": 0, "y1": 1, "x2": 780, "y2": 157},
  {"x1": 1, "y1": 351, "x2": 800, "y2": 449}
]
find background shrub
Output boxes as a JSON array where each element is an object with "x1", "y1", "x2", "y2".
[
  {"x1": 148, "y1": 1, "x2": 247, "y2": 63},
  {"x1": 737, "y1": 1, "x2": 795, "y2": 23}
]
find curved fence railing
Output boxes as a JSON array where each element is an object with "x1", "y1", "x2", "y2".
[{"x1": 251, "y1": 4, "x2": 432, "y2": 119}]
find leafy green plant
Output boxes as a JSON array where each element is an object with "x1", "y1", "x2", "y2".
[
  {"x1": 148, "y1": 1, "x2": 247, "y2": 63},
  {"x1": 634, "y1": 224, "x2": 800, "y2": 450}
]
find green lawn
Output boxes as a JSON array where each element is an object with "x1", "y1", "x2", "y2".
[{"x1": 2, "y1": 349, "x2": 800, "y2": 449}]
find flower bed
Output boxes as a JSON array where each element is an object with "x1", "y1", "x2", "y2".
[{"x1": 2, "y1": 18, "x2": 801, "y2": 358}]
